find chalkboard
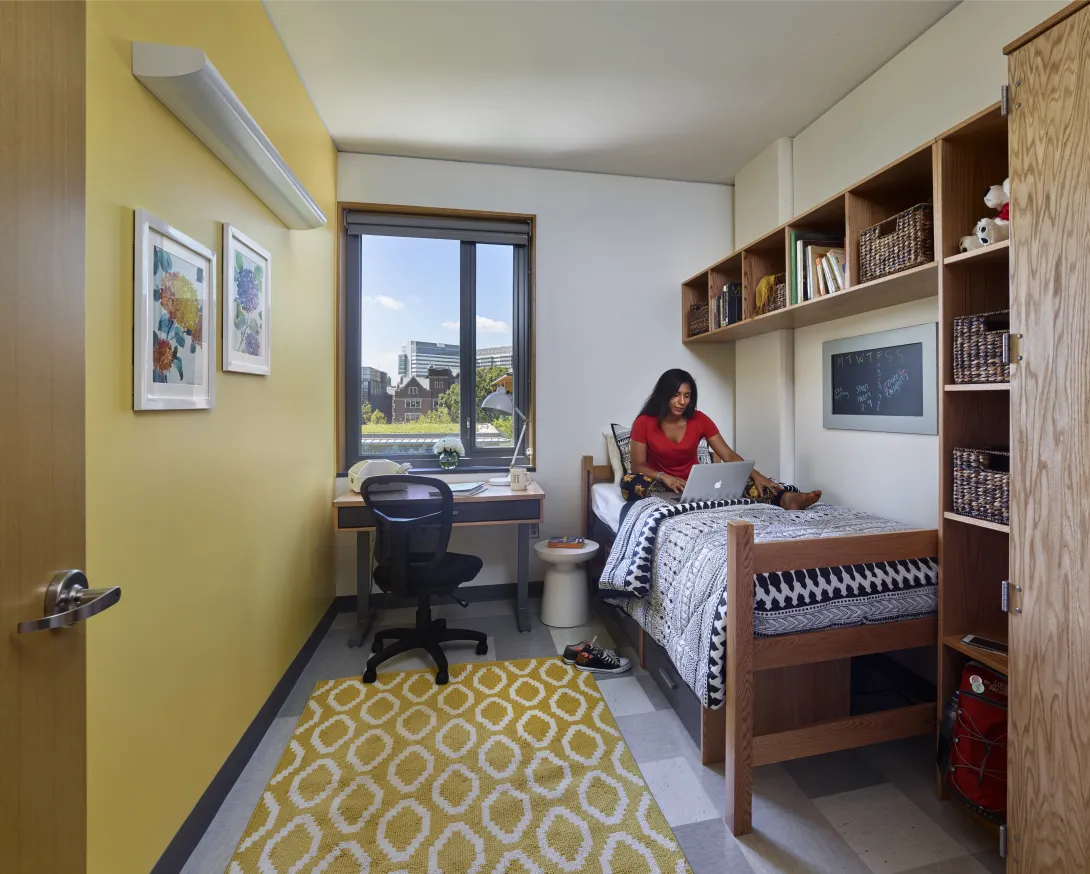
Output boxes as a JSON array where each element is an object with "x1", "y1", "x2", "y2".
[
  {"x1": 822, "y1": 323, "x2": 937, "y2": 435},
  {"x1": 830, "y1": 342, "x2": 923, "y2": 417}
]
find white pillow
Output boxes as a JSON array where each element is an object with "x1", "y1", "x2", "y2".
[{"x1": 603, "y1": 430, "x2": 624, "y2": 485}]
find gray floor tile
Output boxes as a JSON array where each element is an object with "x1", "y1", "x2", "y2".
[
  {"x1": 181, "y1": 717, "x2": 296, "y2": 874},
  {"x1": 897, "y1": 856, "x2": 993, "y2": 874},
  {"x1": 278, "y1": 628, "x2": 369, "y2": 717},
  {"x1": 616, "y1": 709, "x2": 695, "y2": 763},
  {"x1": 673, "y1": 819, "x2": 755, "y2": 874},
  {"x1": 635, "y1": 673, "x2": 672, "y2": 710},
  {"x1": 858, "y1": 736, "x2": 995, "y2": 856},
  {"x1": 597, "y1": 676, "x2": 657, "y2": 717},
  {"x1": 972, "y1": 850, "x2": 1006, "y2": 874},
  {"x1": 736, "y1": 764, "x2": 874, "y2": 874},
  {"x1": 330, "y1": 611, "x2": 358, "y2": 630},
  {"x1": 434, "y1": 598, "x2": 517, "y2": 620},
  {"x1": 638, "y1": 757, "x2": 720, "y2": 826},
  {"x1": 466, "y1": 614, "x2": 557, "y2": 661},
  {"x1": 782, "y1": 748, "x2": 888, "y2": 799}
]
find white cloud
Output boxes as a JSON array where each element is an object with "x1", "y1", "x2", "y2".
[
  {"x1": 442, "y1": 316, "x2": 510, "y2": 334},
  {"x1": 364, "y1": 294, "x2": 404, "y2": 310}
]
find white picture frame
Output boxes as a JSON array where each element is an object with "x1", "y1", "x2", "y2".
[
  {"x1": 134, "y1": 209, "x2": 217, "y2": 411},
  {"x1": 222, "y1": 224, "x2": 271, "y2": 376}
]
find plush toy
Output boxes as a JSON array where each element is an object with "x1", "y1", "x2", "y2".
[
  {"x1": 984, "y1": 177, "x2": 1010, "y2": 225},
  {"x1": 960, "y1": 234, "x2": 986, "y2": 253},
  {"x1": 975, "y1": 216, "x2": 1010, "y2": 246}
]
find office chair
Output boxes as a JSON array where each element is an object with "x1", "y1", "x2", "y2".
[{"x1": 361, "y1": 475, "x2": 487, "y2": 685}]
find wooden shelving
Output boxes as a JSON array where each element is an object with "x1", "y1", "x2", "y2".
[
  {"x1": 944, "y1": 383, "x2": 1010, "y2": 392},
  {"x1": 944, "y1": 239, "x2": 1009, "y2": 266},
  {"x1": 944, "y1": 511, "x2": 1010, "y2": 534},
  {"x1": 943, "y1": 633, "x2": 1008, "y2": 675}
]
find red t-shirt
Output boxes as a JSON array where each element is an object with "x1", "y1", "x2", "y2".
[{"x1": 631, "y1": 410, "x2": 719, "y2": 480}]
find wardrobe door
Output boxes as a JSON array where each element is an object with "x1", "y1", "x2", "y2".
[{"x1": 1007, "y1": 5, "x2": 1090, "y2": 871}]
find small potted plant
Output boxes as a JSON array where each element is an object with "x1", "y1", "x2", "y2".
[{"x1": 433, "y1": 436, "x2": 465, "y2": 470}]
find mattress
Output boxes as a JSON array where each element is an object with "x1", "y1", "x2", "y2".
[
  {"x1": 599, "y1": 498, "x2": 937, "y2": 709},
  {"x1": 590, "y1": 482, "x2": 626, "y2": 533}
]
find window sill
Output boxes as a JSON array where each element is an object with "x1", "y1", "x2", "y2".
[{"x1": 337, "y1": 466, "x2": 536, "y2": 478}]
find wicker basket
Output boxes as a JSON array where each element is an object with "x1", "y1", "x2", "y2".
[
  {"x1": 755, "y1": 273, "x2": 788, "y2": 317},
  {"x1": 954, "y1": 310, "x2": 1010, "y2": 384},
  {"x1": 953, "y1": 448, "x2": 1010, "y2": 525},
  {"x1": 858, "y1": 203, "x2": 934, "y2": 284},
  {"x1": 687, "y1": 302, "x2": 709, "y2": 337}
]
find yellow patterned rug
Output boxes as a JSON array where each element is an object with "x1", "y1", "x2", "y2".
[{"x1": 227, "y1": 657, "x2": 692, "y2": 873}]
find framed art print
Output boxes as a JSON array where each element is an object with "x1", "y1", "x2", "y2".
[
  {"x1": 222, "y1": 224, "x2": 271, "y2": 375},
  {"x1": 134, "y1": 209, "x2": 216, "y2": 410}
]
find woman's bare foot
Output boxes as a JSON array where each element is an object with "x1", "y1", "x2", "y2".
[{"x1": 779, "y1": 489, "x2": 822, "y2": 511}]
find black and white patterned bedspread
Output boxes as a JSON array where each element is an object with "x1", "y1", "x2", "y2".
[{"x1": 600, "y1": 500, "x2": 937, "y2": 709}]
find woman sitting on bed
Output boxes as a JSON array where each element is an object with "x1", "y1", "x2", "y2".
[{"x1": 626, "y1": 368, "x2": 822, "y2": 511}]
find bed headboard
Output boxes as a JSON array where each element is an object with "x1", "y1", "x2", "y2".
[{"x1": 581, "y1": 455, "x2": 614, "y2": 538}]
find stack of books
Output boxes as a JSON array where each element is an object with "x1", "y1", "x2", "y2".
[
  {"x1": 548, "y1": 536, "x2": 585, "y2": 549},
  {"x1": 790, "y1": 231, "x2": 849, "y2": 303},
  {"x1": 429, "y1": 481, "x2": 486, "y2": 497},
  {"x1": 711, "y1": 283, "x2": 743, "y2": 329}
]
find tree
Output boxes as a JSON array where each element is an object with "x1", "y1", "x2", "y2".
[
  {"x1": 361, "y1": 399, "x2": 372, "y2": 421},
  {"x1": 369, "y1": 409, "x2": 387, "y2": 425},
  {"x1": 417, "y1": 407, "x2": 452, "y2": 426},
  {"x1": 439, "y1": 383, "x2": 460, "y2": 422},
  {"x1": 436, "y1": 366, "x2": 515, "y2": 429}
]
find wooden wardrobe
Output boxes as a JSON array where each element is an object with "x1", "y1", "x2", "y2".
[{"x1": 1006, "y1": 3, "x2": 1090, "y2": 870}]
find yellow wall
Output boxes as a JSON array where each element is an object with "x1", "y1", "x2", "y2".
[{"x1": 85, "y1": 3, "x2": 337, "y2": 871}]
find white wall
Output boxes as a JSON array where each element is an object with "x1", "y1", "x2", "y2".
[
  {"x1": 792, "y1": 0, "x2": 1065, "y2": 214},
  {"x1": 729, "y1": 0, "x2": 1061, "y2": 528},
  {"x1": 734, "y1": 330, "x2": 794, "y2": 485},
  {"x1": 337, "y1": 154, "x2": 733, "y2": 593},
  {"x1": 733, "y1": 137, "x2": 793, "y2": 249}
]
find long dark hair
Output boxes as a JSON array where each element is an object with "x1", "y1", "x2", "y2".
[{"x1": 639, "y1": 369, "x2": 698, "y2": 421}]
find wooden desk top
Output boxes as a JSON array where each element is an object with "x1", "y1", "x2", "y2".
[{"x1": 333, "y1": 481, "x2": 544, "y2": 507}]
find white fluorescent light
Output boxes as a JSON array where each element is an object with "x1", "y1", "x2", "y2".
[{"x1": 132, "y1": 42, "x2": 326, "y2": 231}]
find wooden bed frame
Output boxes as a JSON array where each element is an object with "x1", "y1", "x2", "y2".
[{"x1": 581, "y1": 456, "x2": 938, "y2": 835}]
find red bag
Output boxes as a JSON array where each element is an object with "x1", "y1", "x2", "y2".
[{"x1": 947, "y1": 661, "x2": 1008, "y2": 823}]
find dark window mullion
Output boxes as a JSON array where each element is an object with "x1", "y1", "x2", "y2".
[
  {"x1": 460, "y1": 242, "x2": 477, "y2": 453},
  {"x1": 514, "y1": 245, "x2": 531, "y2": 461},
  {"x1": 344, "y1": 233, "x2": 364, "y2": 468}
]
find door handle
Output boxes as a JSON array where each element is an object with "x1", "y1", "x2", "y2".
[{"x1": 16, "y1": 570, "x2": 121, "y2": 633}]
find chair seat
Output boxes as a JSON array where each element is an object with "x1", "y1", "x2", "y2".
[{"x1": 374, "y1": 551, "x2": 484, "y2": 594}]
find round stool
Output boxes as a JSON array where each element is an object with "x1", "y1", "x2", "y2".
[{"x1": 534, "y1": 539, "x2": 599, "y2": 628}]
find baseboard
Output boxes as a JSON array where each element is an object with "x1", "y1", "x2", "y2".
[
  {"x1": 150, "y1": 599, "x2": 341, "y2": 874},
  {"x1": 334, "y1": 580, "x2": 544, "y2": 612}
]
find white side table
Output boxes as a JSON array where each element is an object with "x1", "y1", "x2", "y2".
[{"x1": 534, "y1": 539, "x2": 599, "y2": 628}]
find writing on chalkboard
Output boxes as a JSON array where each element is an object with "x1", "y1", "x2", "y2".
[{"x1": 831, "y1": 342, "x2": 924, "y2": 417}]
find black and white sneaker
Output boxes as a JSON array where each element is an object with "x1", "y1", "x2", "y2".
[
  {"x1": 562, "y1": 637, "x2": 595, "y2": 664},
  {"x1": 574, "y1": 641, "x2": 631, "y2": 675}
]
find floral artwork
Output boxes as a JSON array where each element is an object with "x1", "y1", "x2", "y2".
[
  {"x1": 151, "y1": 246, "x2": 205, "y2": 384},
  {"x1": 222, "y1": 225, "x2": 271, "y2": 375},
  {"x1": 134, "y1": 210, "x2": 216, "y2": 411}
]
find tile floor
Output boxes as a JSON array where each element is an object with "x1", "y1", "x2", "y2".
[{"x1": 181, "y1": 600, "x2": 1004, "y2": 874}]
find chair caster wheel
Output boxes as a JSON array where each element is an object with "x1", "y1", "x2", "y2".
[
  {"x1": 363, "y1": 668, "x2": 376, "y2": 684},
  {"x1": 371, "y1": 639, "x2": 383, "y2": 654},
  {"x1": 476, "y1": 642, "x2": 488, "y2": 655},
  {"x1": 435, "y1": 671, "x2": 449, "y2": 685}
]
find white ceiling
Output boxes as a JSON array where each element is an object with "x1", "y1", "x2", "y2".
[{"x1": 265, "y1": 0, "x2": 957, "y2": 184}]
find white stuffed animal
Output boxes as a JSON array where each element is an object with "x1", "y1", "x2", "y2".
[
  {"x1": 984, "y1": 177, "x2": 1010, "y2": 225},
  {"x1": 959, "y1": 234, "x2": 986, "y2": 253},
  {"x1": 975, "y1": 216, "x2": 1010, "y2": 246}
]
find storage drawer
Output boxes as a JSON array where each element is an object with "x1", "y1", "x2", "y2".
[
  {"x1": 642, "y1": 634, "x2": 702, "y2": 747},
  {"x1": 338, "y1": 498, "x2": 541, "y2": 530}
]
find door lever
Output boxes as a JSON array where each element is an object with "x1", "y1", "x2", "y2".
[{"x1": 17, "y1": 570, "x2": 121, "y2": 633}]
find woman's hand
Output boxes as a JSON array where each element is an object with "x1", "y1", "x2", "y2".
[
  {"x1": 659, "y1": 474, "x2": 686, "y2": 494},
  {"x1": 751, "y1": 471, "x2": 781, "y2": 498}
]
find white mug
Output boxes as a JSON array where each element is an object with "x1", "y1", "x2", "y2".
[{"x1": 510, "y1": 467, "x2": 531, "y2": 491}]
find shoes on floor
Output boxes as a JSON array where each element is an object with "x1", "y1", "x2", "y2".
[
  {"x1": 562, "y1": 637, "x2": 595, "y2": 664},
  {"x1": 574, "y1": 640, "x2": 631, "y2": 675}
]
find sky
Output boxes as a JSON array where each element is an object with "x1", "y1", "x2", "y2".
[{"x1": 359, "y1": 235, "x2": 514, "y2": 378}]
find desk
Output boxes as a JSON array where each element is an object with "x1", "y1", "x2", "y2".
[{"x1": 333, "y1": 481, "x2": 545, "y2": 644}]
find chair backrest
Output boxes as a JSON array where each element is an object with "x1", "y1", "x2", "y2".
[{"x1": 362, "y1": 475, "x2": 454, "y2": 594}]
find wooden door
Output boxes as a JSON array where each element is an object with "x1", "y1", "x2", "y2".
[
  {"x1": 0, "y1": 2, "x2": 88, "y2": 872},
  {"x1": 1007, "y1": 4, "x2": 1090, "y2": 871}
]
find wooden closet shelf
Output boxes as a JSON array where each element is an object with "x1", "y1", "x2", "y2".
[
  {"x1": 944, "y1": 383, "x2": 1010, "y2": 392},
  {"x1": 943, "y1": 634, "x2": 1008, "y2": 675},
  {"x1": 686, "y1": 262, "x2": 937, "y2": 344},
  {"x1": 944, "y1": 511, "x2": 1010, "y2": 534},
  {"x1": 943, "y1": 240, "x2": 1009, "y2": 266}
]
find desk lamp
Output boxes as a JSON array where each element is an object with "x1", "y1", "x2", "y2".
[{"x1": 480, "y1": 385, "x2": 529, "y2": 486}]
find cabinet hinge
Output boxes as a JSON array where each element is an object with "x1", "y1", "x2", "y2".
[
  {"x1": 1001, "y1": 580, "x2": 1010, "y2": 613},
  {"x1": 1003, "y1": 333, "x2": 1024, "y2": 365},
  {"x1": 1001, "y1": 85, "x2": 1010, "y2": 117},
  {"x1": 999, "y1": 825, "x2": 1007, "y2": 858}
]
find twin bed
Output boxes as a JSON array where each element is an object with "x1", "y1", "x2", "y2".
[{"x1": 581, "y1": 456, "x2": 939, "y2": 835}]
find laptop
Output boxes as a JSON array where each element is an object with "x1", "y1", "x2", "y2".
[{"x1": 680, "y1": 460, "x2": 755, "y2": 502}]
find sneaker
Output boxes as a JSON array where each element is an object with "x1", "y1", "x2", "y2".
[
  {"x1": 562, "y1": 637, "x2": 595, "y2": 664},
  {"x1": 574, "y1": 641, "x2": 631, "y2": 675}
]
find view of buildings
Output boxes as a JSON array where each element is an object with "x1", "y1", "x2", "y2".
[{"x1": 396, "y1": 341, "x2": 512, "y2": 378}]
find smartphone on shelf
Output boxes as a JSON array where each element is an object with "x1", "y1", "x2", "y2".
[{"x1": 961, "y1": 634, "x2": 1008, "y2": 655}]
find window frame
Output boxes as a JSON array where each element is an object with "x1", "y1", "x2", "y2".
[{"x1": 340, "y1": 205, "x2": 534, "y2": 473}]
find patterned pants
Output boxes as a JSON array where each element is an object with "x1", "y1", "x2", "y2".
[{"x1": 620, "y1": 473, "x2": 798, "y2": 506}]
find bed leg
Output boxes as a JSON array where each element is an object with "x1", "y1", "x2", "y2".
[
  {"x1": 700, "y1": 705, "x2": 726, "y2": 765},
  {"x1": 724, "y1": 520, "x2": 755, "y2": 836},
  {"x1": 638, "y1": 628, "x2": 647, "y2": 669}
]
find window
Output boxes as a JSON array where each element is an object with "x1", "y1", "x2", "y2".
[{"x1": 344, "y1": 210, "x2": 532, "y2": 469}]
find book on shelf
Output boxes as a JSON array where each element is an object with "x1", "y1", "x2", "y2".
[
  {"x1": 821, "y1": 253, "x2": 839, "y2": 294},
  {"x1": 548, "y1": 536, "x2": 585, "y2": 549},
  {"x1": 806, "y1": 245, "x2": 837, "y2": 300},
  {"x1": 816, "y1": 257, "x2": 829, "y2": 297},
  {"x1": 793, "y1": 232, "x2": 843, "y2": 303},
  {"x1": 825, "y1": 249, "x2": 847, "y2": 289},
  {"x1": 712, "y1": 283, "x2": 743, "y2": 329}
]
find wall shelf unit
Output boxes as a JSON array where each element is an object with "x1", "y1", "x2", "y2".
[
  {"x1": 943, "y1": 633, "x2": 1008, "y2": 675},
  {"x1": 943, "y1": 511, "x2": 1010, "y2": 534},
  {"x1": 944, "y1": 383, "x2": 1010, "y2": 392},
  {"x1": 944, "y1": 239, "x2": 1009, "y2": 267}
]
